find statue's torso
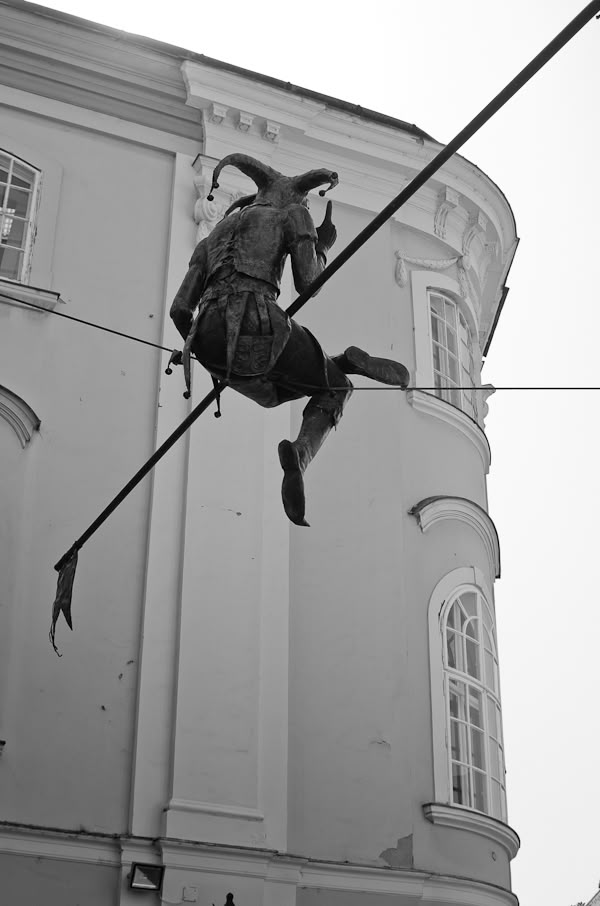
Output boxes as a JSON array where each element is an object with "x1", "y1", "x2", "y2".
[{"x1": 194, "y1": 202, "x2": 317, "y2": 292}]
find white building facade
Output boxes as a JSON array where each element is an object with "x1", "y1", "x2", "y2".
[{"x1": 0, "y1": 2, "x2": 519, "y2": 904}]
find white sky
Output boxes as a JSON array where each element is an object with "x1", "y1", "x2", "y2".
[{"x1": 24, "y1": 1, "x2": 600, "y2": 903}]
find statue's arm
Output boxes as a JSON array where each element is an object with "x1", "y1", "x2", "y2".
[
  {"x1": 286, "y1": 202, "x2": 336, "y2": 295},
  {"x1": 170, "y1": 241, "x2": 208, "y2": 340}
]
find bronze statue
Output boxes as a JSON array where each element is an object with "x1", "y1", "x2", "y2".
[{"x1": 170, "y1": 154, "x2": 409, "y2": 525}]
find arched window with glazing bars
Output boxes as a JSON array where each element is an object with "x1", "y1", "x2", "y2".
[{"x1": 443, "y1": 587, "x2": 506, "y2": 821}]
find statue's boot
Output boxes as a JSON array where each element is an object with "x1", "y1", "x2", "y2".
[
  {"x1": 334, "y1": 346, "x2": 410, "y2": 388},
  {"x1": 278, "y1": 405, "x2": 336, "y2": 527}
]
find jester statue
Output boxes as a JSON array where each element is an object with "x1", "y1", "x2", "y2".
[{"x1": 170, "y1": 154, "x2": 410, "y2": 526}]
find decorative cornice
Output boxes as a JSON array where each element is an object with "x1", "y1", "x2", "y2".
[
  {"x1": 423, "y1": 803, "x2": 520, "y2": 861},
  {"x1": 0, "y1": 822, "x2": 120, "y2": 866},
  {"x1": 409, "y1": 495, "x2": 500, "y2": 578},
  {"x1": 264, "y1": 121, "x2": 280, "y2": 143},
  {"x1": 0, "y1": 384, "x2": 40, "y2": 447},
  {"x1": 434, "y1": 186, "x2": 460, "y2": 239},
  {"x1": 208, "y1": 102, "x2": 228, "y2": 125},
  {"x1": 181, "y1": 59, "x2": 326, "y2": 135},
  {"x1": 406, "y1": 390, "x2": 491, "y2": 474},
  {"x1": 0, "y1": 6, "x2": 202, "y2": 143},
  {"x1": 237, "y1": 111, "x2": 254, "y2": 133}
]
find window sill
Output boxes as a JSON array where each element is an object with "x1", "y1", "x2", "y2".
[
  {"x1": 0, "y1": 278, "x2": 61, "y2": 313},
  {"x1": 423, "y1": 802, "x2": 520, "y2": 860},
  {"x1": 406, "y1": 389, "x2": 491, "y2": 474}
]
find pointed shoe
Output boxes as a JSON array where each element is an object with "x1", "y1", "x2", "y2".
[
  {"x1": 344, "y1": 346, "x2": 410, "y2": 388},
  {"x1": 278, "y1": 440, "x2": 310, "y2": 527}
]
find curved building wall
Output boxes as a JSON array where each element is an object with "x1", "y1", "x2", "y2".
[{"x1": 0, "y1": 5, "x2": 518, "y2": 906}]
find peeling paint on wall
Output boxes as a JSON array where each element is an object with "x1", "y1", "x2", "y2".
[{"x1": 379, "y1": 834, "x2": 413, "y2": 868}]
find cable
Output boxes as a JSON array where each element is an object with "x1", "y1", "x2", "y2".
[
  {"x1": 6, "y1": 292, "x2": 599, "y2": 393},
  {"x1": 50, "y1": 1, "x2": 600, "y2": 648},
  {"x1": 326, "y1": 386, "x2": 600, "y2": 391},
  {"x1": 0, "y1": 290, "x2": 173, "y2": 354}
]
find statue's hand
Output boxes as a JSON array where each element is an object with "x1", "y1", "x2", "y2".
[{"x1": 316, "y1": 200, "x2": 337, "y2": 255}]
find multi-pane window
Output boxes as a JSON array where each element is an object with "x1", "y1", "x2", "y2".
[
  {"x1": 0, "y1": 151, "x2": 40, "y2": 282},
  {"x1": 429, "y1": 291, "x2": 478, "y2": 421},
  {"x1": 443, "y1": 588, "x2": 507, "y2": 822}
]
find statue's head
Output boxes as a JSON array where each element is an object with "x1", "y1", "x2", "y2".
[{"x1": 207, "y1": 153, "x2": 338, "y2": 214}]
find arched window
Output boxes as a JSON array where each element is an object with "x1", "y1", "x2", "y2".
[
  {"x1": 443, "y1": 586, "x2": 506, "y2": 821},
  {"x1": 0, "y1": 150, "x2": 40, "y2": 282},
  {"x1": 429, "y1": 290, "x2": 478, "y2": 421}
]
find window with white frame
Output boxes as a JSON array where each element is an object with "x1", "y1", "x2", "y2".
[
  {"x1": 0, "y1": 150, "x2": 40, "y2": 283},
  {"x1": 443, "y1": 587, "x2": 506, "y2": 821},
  {"x1": 429, "y1": 291, "x2": 478, "y2": 421}
]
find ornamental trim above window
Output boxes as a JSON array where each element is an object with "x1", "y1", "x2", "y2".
[
  {"x1": 0, "y1": 384, "x2": 40, "y2": 448},
  {"x1": 410, "y1": 496, "x2": 500, "y2": 578},
  {"x1": 0, "y1": 149, "x2": 41, "y2": 284}
]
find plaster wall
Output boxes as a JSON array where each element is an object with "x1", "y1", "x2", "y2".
[
  {"x1": 286, "y1": 201, "x2": 506, "y2": 886},
  {"x1": 0, "y1": 103, "x2": 174, "y2": 832},
  {"x1": 0, "y1": 851, "x2": 120, "y2": 906}
]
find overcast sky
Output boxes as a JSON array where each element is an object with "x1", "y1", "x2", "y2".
[{"x1": 24, "y1": 1, "x2": 600, "y2": 903}]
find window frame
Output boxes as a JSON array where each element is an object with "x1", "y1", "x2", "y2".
[
  {"x1": 429, "y1": 289, "x2": 479, "y2": 421},
  {"x1": 0, "y1": 134, "x2": 62, "y2": 294},
  {"x1": 428, "y1": 567, "x2": 507, "y2": 824},
  {"x1": 443, "y1": 586, "x2": 506, "y2": 822},
  {"x1": 409, "y1": 270, "x2": 483, "y2": 423},
  {"x1": 0, "y1": 149, "x2": 41, "y2": 284}
]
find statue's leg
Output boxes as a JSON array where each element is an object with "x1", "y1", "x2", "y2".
[
  {"x1": 273, "y1": 323, "x2": 353, "y2": 525},
  {"x1": 278, "y1": 380, "x2": 351, "y2": 526},
  {"x1": 332, "y1": 346, "x2": 410, "y2": 388}
]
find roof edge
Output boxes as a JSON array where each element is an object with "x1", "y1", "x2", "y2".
[{"x1": 1, "y1": 0, "x2": 434, "y2": 142}]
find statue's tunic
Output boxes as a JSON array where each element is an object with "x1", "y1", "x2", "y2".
[{"x1": 175, "y1": 200, "x2": 329, "y2": 408}]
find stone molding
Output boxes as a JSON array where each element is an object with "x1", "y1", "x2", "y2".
[
  {"x1": 0, "y1": 5, "x2": 517, "y2": 256},
  {"x1": 158, "y1": 839, "x2": 517, "y2": 905},
  {"x1": 406, "y1": 390, "x2": 492, "y2": 474},
  {"x1": 394, "y1": 250, "x2": 479, "y2": 306},
  {"x1": 0, "y1": 384, "x2": 40, "y2": 447},
  {"x1": 423, "y1": 803, "x2": 520, "y2": 861},
  {"x1": 167, "y1": 798, "x2": 265, "y2": 821},
  {"x1": 0, "y1": 4, "x2": 202, "y2": 142},
  {"x1": 0, "y1": 822, "x2": 120, "y2": 866},
  {"x1": 179, "y1": 58, "x2": 515, "y2": 251},
  {"x1": 395, "y1": 251, "x2": 461, "y2": 290},
  {"x1": 397, "y1": 249, "x2": 480, "y2": 302},
  {"x1": 0, "y1": 279, "x2": 61, "y2": 313},
  {"x1": 0, "y1": 822, "x2": 517, "y2": 905},
  {"x1": 409, "y1": 495, "x2": 500, "y2": 578}
]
